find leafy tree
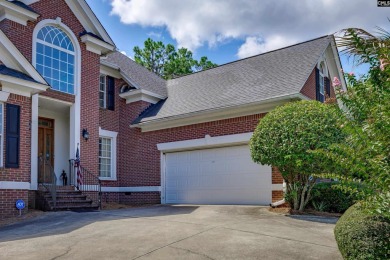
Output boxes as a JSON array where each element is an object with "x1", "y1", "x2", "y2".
[
  {"x1": 133, "y1": 38, "x2": 175, "y2": 77},
  {"x1": 250, "y1": 101, "x2": 345, "y2": 211},
  {"x1": 313, "y1": 24, "x2": 390, "y2": 217},
  {"x1": 133, "y1": 38, "x2": 217, "y2": 79}
]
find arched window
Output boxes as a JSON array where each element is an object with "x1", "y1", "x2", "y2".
[{"x1": 35, "y1": 25, "x2": 75, "y2": 94}]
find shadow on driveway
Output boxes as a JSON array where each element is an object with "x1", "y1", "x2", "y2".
[
  {"x1": 287, "y1": 215, "x2": 339, "y2": 224},
  {"x1": 0, "y1": 205, "x2": 199, "y2": 242}
]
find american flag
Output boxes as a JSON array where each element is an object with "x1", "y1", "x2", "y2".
[{"x1": 75, "y1": 145, "x2": 82, "y2": 189}]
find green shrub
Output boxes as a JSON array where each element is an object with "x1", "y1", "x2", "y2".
[
  {"x1": 334, "y1": 204, "x2": 390, "y2": 260},
  {"x1": 310, "y1": 182, "x2": 358, "y2": 213}
]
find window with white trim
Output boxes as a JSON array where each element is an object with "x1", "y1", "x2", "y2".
[
  {"x1": 98, "y1": 128, "x2": 117, "y2": 180},
  {"x1": 99, "y1": 137, "x2": 111, "y2": 177},
  {"x1": 35, "y1": 25, "x2": 75, "y2": 94},
  {"x1": 319, "y1": 63, "x2": 325, "y2": 96},
  {"x1": 0, "y1": 103, "x2": 3, "y2": 167},
  {"x1": 99, "y1": 75, "x2": 106, "y2": 108}
]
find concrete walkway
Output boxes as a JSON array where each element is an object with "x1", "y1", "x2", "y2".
[{"x1": 0, "y1": 205, "x2": 342, "y2": 260}]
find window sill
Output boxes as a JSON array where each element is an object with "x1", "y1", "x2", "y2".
[{"x1": 99, "y1": 177, "x2": 117, "y2": 181}]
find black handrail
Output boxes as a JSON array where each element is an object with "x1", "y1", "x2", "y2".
[
  {"x1": 69, "y1": 159, "x2": 102, "y2": 209},
  {"x1": 38, "y1": 157, "x2": 57, "y2": 210}
]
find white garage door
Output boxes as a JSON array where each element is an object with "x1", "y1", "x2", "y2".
[{"x1": 164, "y1": 145, "x2": 272, "y2": 205}]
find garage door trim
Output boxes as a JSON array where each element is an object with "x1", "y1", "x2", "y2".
[{"x1": 158, "y1": 132, "x2": 255, "y2": 204}]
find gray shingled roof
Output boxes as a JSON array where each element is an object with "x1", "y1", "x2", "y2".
[
  {"x1": 132, "y1": 36, "x2": 332, "y2": 125},
  {"x1": 0, "y1": 65, "x2": 39, "y2": 83},
  {"x1": 103, "y1": 52, "x2": 167, "y2": 96}
]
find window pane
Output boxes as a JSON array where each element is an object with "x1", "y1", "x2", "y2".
[
  {"x1": 37, "y1": 43, "x2": 44, "y2": 54},
  {"x1": 36, "y1": 26, "x2": 75, "y2": 94},
  {"x1": 36, "y1": 54, "x2": 44, "y2": 65},
  {"x1": 99, "y1": 137, "x2": 112, "y2": 177},
  {"x1": 53, "y1": 49, "x2": 60, "y2": 59}
]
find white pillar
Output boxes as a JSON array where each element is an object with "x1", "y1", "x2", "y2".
[{"x1": 30, "y1": 94, "x2": 39, "y2": 190}]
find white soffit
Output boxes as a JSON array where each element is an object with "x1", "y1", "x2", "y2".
[
  {"x1": 65, "y1": 0, "x2": 115, "y2": 46},
  {"x1": 0, "y1": 74, "x2": 48, "y2": 97},
  {"x1": 81, "y1": 34, "x2": 115, "y2": 55},
  {"x1": 0, "y1": 30, "x2": 47, "y2": 84},
  {"x1": 119, "y1": 89, "x2": 165, "y2": 105},
  {"x1": 0, "y1": 0, "x2": 39, "y2": 26}
]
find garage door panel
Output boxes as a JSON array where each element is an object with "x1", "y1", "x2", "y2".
[{"x1": 164, "y1": 145, "x2": 272, "y2": 205}]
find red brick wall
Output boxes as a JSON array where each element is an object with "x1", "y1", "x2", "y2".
[
  {"x1": 0, "y1": 94, "x2": 32, "y2": 182},
  {"x1": 119, "y1": 192, "x2": 160, "y2": 205},
  {"x1": 300, "y1": 68, "x2": 336, "y2": 100},
  {"x1": 272, "y1": 167, "x2": 283, "y2": 184},
  {"x1": 0, "y1": 190, "x2": 29, "y2": 219},
  {"x1": 41, "y1": 89, "x2": 75, "y2": 103},
  {"x1": 272, "y1": 191, "x2": 284, "y2": 203}
]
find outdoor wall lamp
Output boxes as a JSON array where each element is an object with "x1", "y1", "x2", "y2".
[{"x1": 82, "y1": 129, "x2": 89, "y2": 141}]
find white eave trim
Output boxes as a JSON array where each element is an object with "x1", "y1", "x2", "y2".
[
  {"x1": 119, "y1": 89, "x2": 165, "y2": 104},
  {"x1": 0, "y1": 0, "x2": 39, "y2": 26},
  {"x1": 330, "y1": 39, "x2": 347, "y2": 91},
  {"x1": 0, "y1": 30, "x2": 47, "y2": 84},
  {"x1": 65, "y1": 0, "x2": 115, "y2": 46},
  {"x1": 158, "y1": 132, "x2": 253, "y2": 153},
  {"x1": 80, "y1": 34, "x2": 115, "y2": 55},
  {"x1": 0, "y1": 74, "x2": 49, "y2": 97},
  {"x1": 132, "y1": 93, "x2": 308, "y2": 132},
  {"x1": 100, "y1": 63, "x2": 121, "y2": 79}
]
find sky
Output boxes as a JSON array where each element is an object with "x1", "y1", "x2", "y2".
[{"x1": 86, "y1": 0, "x2": 389, "y2": 76}]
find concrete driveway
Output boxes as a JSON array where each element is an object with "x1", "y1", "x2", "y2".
[{"x1": 0, "y1": 205, "x2": 341, "y2": 260}]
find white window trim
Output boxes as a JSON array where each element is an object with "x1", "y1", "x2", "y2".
[
  {"x1": 98, "y1": 127, "x2": 117, "y2": 181},
  {"x1": 0, "y1": 103, "x2": 3, "y2": 167},
  {"x1": 32, "y1": 18, "x2": 81, "y2": 96},
  {"x1": 319, "y1": 72, "x2": 325, "y2": 95},
  {"x1": 99, "y1": 74, "x2": 106, "y2": 109}
]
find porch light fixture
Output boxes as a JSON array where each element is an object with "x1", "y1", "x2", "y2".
[{"x1": 82, "y1": 129, "x2": 89, "y2": 141}]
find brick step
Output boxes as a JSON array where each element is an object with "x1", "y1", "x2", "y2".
[
  {"x1": 47, "y1": 199, "x2": 92, "y2": 205},
  {"x1": 56, "y1": 186, "x2": 76, "y2": 191},
  {"x1": 44, "y1": 191, "x2": 82, "y2": 196},
  {"x1": 46, "y1": 194, "x2": 88, "y2": 199}
]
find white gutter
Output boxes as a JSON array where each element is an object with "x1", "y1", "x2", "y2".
[{"x1": 131, "y1": 93, "x2": 308, "y2": 132}]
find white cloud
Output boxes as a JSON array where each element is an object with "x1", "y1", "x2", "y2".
[
  {"x1": 147, "y1": 31, "x2": 163, "y2": 39},
  {"x1": 110, "y1": 0, "x2": 387, "y2": 55},
  {"x1": 237, "y1": 35, "x2": 297, "y2": 59}
]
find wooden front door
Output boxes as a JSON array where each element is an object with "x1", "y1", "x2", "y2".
[{"x1": 38, "y1": 118, "x2": 54, "y2": 183}]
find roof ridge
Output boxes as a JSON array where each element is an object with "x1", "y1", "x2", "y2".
[{"x1": 169, "y1": 35, "x2": 332, "y2": 80}]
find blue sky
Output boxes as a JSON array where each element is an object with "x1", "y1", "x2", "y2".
[{"x1": 87, "y1": 0, "x2": 387, "y2": 76}]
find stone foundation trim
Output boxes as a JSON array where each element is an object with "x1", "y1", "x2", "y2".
[
  {"x1": 272, "y1": 184, "x2": 283, "y2": 190},
  {"x1": 0, "y1": 181, "x2": 30, "y2": 190},
  {"x1": 101, "y1": 186, "x2": 161, "y2": 192}
]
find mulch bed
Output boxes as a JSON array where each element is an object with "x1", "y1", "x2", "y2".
[
  {"x1": 101, "y1": 202, "x2": 155, "y2": 210},
  {"x1": 0, "y1": 209, "x2": 47, "y2": 228},
  {"x1": 268, "y1": 207, "x2": 342, "y2": 217},
  {"x1": 291, "y1": 209, "x2": 342, "y2": 217}
]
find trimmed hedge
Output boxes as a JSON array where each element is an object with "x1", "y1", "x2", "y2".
[
  {"x1": 334, "y1": 204, "x2": 390, "y2": 260},
  {"x1": 310, "y1": 182, "x2": 357, "y2": 213}
]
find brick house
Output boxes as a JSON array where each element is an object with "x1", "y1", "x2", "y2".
[{"x1": 0, "y1": 0, "x2": 345, "y2": 218}]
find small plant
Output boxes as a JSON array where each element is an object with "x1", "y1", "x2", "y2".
[
  {"x1": 310, "y1": 182, "x2": 360, "y2": 213},
  {"x1": 312, "y1": 201, "x2": 328, "y2": 212}
]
